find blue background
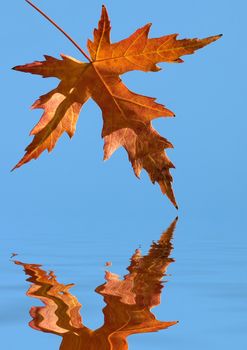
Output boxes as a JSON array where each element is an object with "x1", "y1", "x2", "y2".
[{"x1": 1, "y1": 0, "x2": 246, "y2": 349}]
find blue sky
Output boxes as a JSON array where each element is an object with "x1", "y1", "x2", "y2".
[{"x1": 1, "y1": 0, "x2": 246, "y2": 349}]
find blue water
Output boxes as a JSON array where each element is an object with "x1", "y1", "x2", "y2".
[{"x1": 1, "y1": 216, "x2": 246, "y2": 349}]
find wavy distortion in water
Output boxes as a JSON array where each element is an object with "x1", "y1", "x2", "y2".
[{"x1": 14, "y1": 218, "x2": 178, "y2": 349}]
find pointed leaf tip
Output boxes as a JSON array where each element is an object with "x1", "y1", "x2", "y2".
[
  {"x1": 10, "y1": 165, "x2": 17, "y2": 172},
  {"x1": 215, "y1": 34, "x2": 223, "y2": 40},
  {"x1": 101, "y1": 5, "x2": 108, "y2": 15}
]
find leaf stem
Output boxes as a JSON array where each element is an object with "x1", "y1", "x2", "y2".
[{"x1": 25, "y1": 0, "x2": 92, "y2": 62}]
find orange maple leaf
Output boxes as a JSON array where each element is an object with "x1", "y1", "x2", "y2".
[{"x1": 13, "y1": 1, "x2": 221, "y2": 207}]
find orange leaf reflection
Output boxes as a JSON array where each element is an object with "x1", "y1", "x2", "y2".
[{"x1": 15, "y1": 219, "x2": 178, "y2": 349}]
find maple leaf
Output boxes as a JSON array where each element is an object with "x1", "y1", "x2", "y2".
[{"x1": 13, "y1": 1, "x2": 221, "y2": 207}]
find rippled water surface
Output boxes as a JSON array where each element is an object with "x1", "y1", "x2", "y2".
[{"x1": 1, "y1": 216, "x2": 247, "y2": 350}]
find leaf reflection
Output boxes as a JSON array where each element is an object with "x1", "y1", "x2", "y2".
[{"x1": 14, "y1": 218, "x2": 178, "y2": 349}]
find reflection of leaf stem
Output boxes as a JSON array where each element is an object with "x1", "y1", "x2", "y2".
[{"x1": 25, "y1": 0, "x2": 92, "y2": 62}]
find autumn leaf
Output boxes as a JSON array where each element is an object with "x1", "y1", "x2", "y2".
[{"x1": 13, "y1": 1, "x2": 221, "y2": 207}]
